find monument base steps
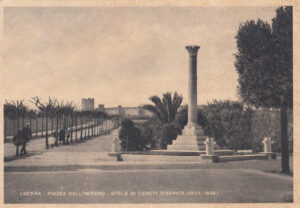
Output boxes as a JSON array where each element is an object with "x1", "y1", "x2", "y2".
[{"x1": 167, "y1": 124, "x2": 219, "y2": 151}]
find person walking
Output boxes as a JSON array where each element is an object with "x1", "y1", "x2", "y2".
[
  {"x1": 59, "y1": 127, "x2": 66, "y2": 144},
  {"x1": 13, "y1": 129, "x2": 23, "y2": 157},
  {"x1": 20, "y1": 124, "x2": 32, "y2": 156},
  {"x1": 53, "y1": 131, "x2": 58, "y2": 146},
  {"x1": 66, "y1": 128, "x2": 70, "y2": 144}
]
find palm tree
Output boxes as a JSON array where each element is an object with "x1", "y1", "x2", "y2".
[
  {"x1": 143, "y1": 92, "x2": 183, "y2": 124},
  {"x1": 73, "y1": 110, "x2": 79, "y2": 141},
  {"x1": 86, "y1": 111, "x2": 91, "y2": 138},
  {"x1": 54, "y1": 101, "x2": 65, "y2": 146},
  {"x1": 66, "y1": 105, "x2": 74, "y2": 142},
  {"x1": 6, "y1": 100, "x2": 28, "y2": 133},
  {"x1": 27, "y1": 109, "x2": 37, "y2": 134},
  {"x1": 32, "y1": 97, "x2": 57, "y2": 149},
  {"x1": 36, "y1": 111, "x2": 43, "y2": 137},
  {"x1": 4, "y1": 104, "x2": 9, "y2": 141},
  {"x1": 58, "y1": 102, "x2": 73, "y2": 143},
  {"x1": 80, "y1": 111, "x2": 86, "y2": 139},
  {"x1": 83, "y1": 111, "x2": 90, "y2": 138},
  {"x1": 20, "y1": 105, "x2": 28, "y2": 130},
  {"x1": 4, "y1": 102, "x2": 16, "y2": 141},
  {"x1": 48, "y1": 108, "x2": 56, "y2": 135},
  {"x1": 39, "y1": 111, "x2": 44, "y2": 137},
  {"x1": 79, "y1": 111, "x2": 84, "y2": 140}
]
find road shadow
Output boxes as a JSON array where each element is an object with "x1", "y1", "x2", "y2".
[{"x1": 4, "y1": 151, "x2": 44, "y2": 162}]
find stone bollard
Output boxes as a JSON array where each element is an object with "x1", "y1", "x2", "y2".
[
  {"x1": 262, "y1": 137, "x2": 269, "y2": 153},
  {"x1": 205, "y1": 138, "x2": 215, "y2": 156},
  {"x1": 210, "y1": 138, "x2": 216, "y2": 155},
  {"x1": 112, "y1": 137, "x2": 121, "y2": 152},
  {"x1": 112, "y1": 137, "x2": 122, "y2": 161},
  {"x1": 268, "y1": 137, "x2": 273, "y2": 153},
  {"x1": 262, "y1": 137, "x2": 276, "y2": 159},
  {"x1": 262, "y1": 137, "x2": 273, "y2": 153}
]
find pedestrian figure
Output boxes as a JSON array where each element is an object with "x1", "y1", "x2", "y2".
[
  {"x1": 13, "y1": 129, "x2": 23, "y2": 157},
  {"x1": 21, "y1": 124, "x2": 32, "y2": 156},
  {"x1": 59, "y1": 128, "x2": 65, "y2": 144},
  {"x1": 50, "y1": 131, "x2": 58, "y2": 148},
  {"x1": 65, "y1": 129, "x2": 70, "y2": 144}
]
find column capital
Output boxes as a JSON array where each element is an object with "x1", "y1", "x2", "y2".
[{"x1": 186, "y1": 45, "x2": 200, "y2": 56}]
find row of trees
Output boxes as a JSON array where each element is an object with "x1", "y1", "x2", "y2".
[{"x1": 4, "y1": 97, "x2": 110, "y2": 149}]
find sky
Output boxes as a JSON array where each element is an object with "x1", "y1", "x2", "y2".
[{"x1": 2, "y1": 7, "x2": 277, "y2": 108}]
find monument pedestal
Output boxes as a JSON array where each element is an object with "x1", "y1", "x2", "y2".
[{"x1": 167, "y1": 124, "x2": 207, "y2": 151}]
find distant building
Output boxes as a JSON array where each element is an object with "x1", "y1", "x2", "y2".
[
  {"x1": 104, "y1": 107, "x2": 119, "y2": 116},
  {"x1": 97, "y1": 104, "x2": 105, "y2": 112},
  {"x1": 82, "y1": 98, "x2": 94, "y2": 111},
  {"x1": 103, "y1": 105, "x2": 152, "y2": 118}
]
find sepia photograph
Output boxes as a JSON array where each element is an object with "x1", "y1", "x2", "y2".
[{"x1": 1, "y1": 2, "x2": 296, "y2": 205}]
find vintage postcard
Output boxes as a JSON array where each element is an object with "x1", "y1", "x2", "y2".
[{"x1": 0, "y1": 0, "x2": 299, "y2": 207}]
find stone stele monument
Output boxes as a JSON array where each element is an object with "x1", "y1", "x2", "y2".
[{"x1": 168, "y1": 45, "x2": 207, "y2": 151}]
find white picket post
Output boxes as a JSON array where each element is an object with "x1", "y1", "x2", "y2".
[{"x1": 205, "y1": 138, "x2": 212, "y2": 155}]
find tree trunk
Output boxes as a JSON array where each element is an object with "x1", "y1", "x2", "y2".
[
  {"x1": 41, "y1": 117, "x2": 44, "y2": 137},
  {"x1": 91, "y1": 118, "x2": 93, "y2": 136},
  {"x1": 55, "y1": 116, "x2": 59, "y2": 146},
  {"x1": 70, "y1": 115, "x2": 73, "y2": 142},
  {"x1": 4, "y1": 116, "x2": 7, "y2": 142},
  {"x1": 45, "y1": 114, "x2": 49, "y2": 149},
  {"x1": 92, "y1": 118, "x2": 94, "y2": 136},
  {"x1": 93, "y1": 118, "x2": 95, "y2": 136},
  {"x1": 280, "y1": 104, "x2": 290, "y2": 173},
  {"x1": 85, "y1": 117, "x2": 87, "y2": 139},
  {"x1": 29, "y1": 118, "x2": 32, "y2": 132},
  {"x1": 80, "y1": 116, "x2": 83, "y2": 140},
  {"x1": 13, "y1": 119, "x2": 16, "y2": 135},
  {"x1": 87, "y1": 118, "x2": 90, "y2": 138},
  {"x1": 16, "y1": 115, "x2": 20, "y2": 131},
  {"x1": 51, "y1": 118, "x2": 54, "y2": 134},
  {"x1": 96, "y1": 119, "x2": 99, "y2": 136},
  {"x1": 75, "y1": 114, "x2": 78, "y2": 141},
  {"x1": 36, "y1": 118, "x2": 38, "y2": 136}
]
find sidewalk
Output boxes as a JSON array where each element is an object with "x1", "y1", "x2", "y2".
[
  {"x1": 4, "y1": 123, "x2": 117, "y2": 162},
  {"x1": 4, "y1": 126, "x2": 293, "y2": 178}
]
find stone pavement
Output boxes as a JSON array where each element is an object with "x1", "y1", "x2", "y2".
[
  {"x1": 4, "y1": 127, "x2": 117, "y2": 167},
  {"x1": 4, "y1": 128, "x2": 293, "y2": 203},
  {"x1": 4, "y1": 121, "x2": 116, "y2": 160}
]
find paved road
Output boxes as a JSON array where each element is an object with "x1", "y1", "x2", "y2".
[
  {"x1": 4, "y1": 120, "x2": 115, "y2": 161},
  {"x1": 4, "y1": 128, "x2": 293, "y2": 203},
  {"x1": 5, "y1": 168, "x2": 292, "y2": 203}
]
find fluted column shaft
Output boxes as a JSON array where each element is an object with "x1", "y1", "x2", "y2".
[{"x1": 186, "y1": 45, "x2": 200, "y2": 125}]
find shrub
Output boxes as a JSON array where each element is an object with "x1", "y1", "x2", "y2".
[
  {"x1": 202, "y1": 101, "x2": 253, "y2": 150},
  {"x1": 138, "y1": 122, "x2": 180, "y2": 150},
  {"x1": 138, "y1": 122, "x2": 156, "y2": 150},
  {"x1": 175, "y1": 100, "x2": 253, "y2": 151},
  {"x1": 136, "y1": 100, "x2": 293, "y2": 152},
  {"x1": 175, "y1": 107, "x2": 210, "y2": 135},
  {"x1": 159, "y1": 123, "x2": 180, "y2": 149},
  {"x1": 251, "y1": 109, "x2": 293, "y2": 152},
  {"x1": 119, "y1": 119, "x2": 149, "y2": 151}
]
